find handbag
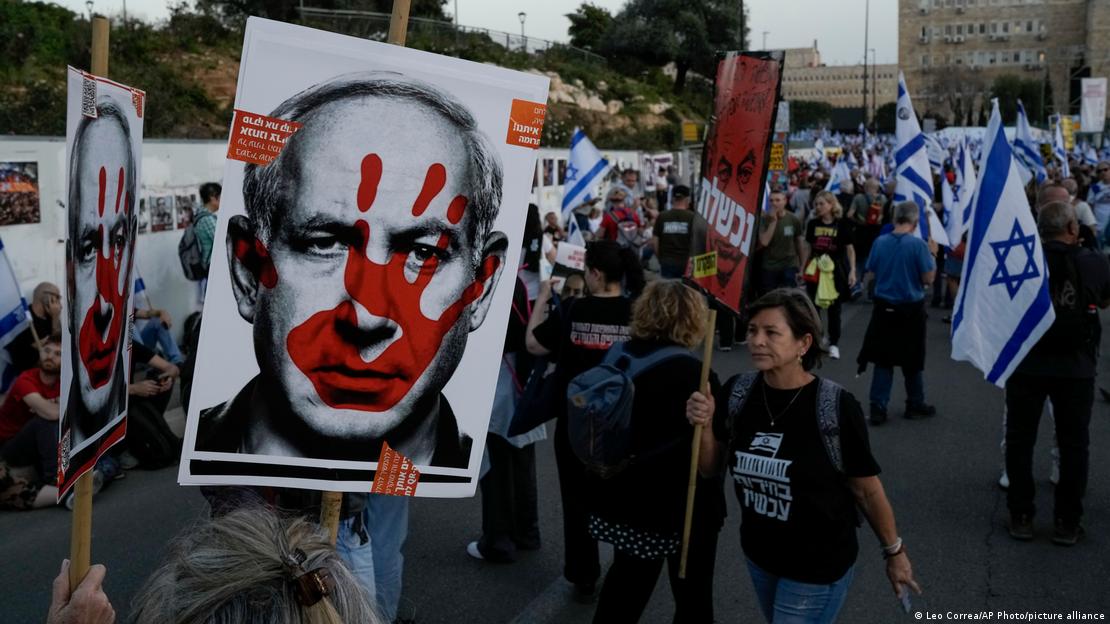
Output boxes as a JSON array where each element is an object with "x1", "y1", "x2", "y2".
[{"x1": 507, "y1": 297, "x2": 576, "y2": 437}]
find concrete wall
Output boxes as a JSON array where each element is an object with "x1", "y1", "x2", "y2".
[{"x1": 0, "y1": 136, "x2": 227, "y2": 343}]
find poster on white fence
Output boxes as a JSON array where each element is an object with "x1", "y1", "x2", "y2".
[
  {"x1": 177, "y1": 18, "x2": 549, "y2": 497},
  {"x1": 1080, "y1": 78, "x2": 1107, "y2": 134},
  {"x1": 59, "y1": 67, "x2": 145, "y2": 495}
]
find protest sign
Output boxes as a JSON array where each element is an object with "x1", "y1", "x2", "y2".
[
  {"x1": 58, "y1": 65, "x2": 145, "y2": 495},
  {"x1": 692, "y1": 51, "x2": 783, "y2": 314},
  {"x1": 1080, "y1": 78, "x2": 1106, "y2": 134},
  {"x1": 0, "y1": 162, "x2": 41, "y2": 226},
  {"x1": 178, "y1": 18, "x2": 549, "y2": 497}
]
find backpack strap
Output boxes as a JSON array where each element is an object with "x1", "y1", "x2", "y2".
[
  {"x1": 815, "y1": 376, "x2": 845, "y2": 475},
  {"x1": 725, "y1": 372, "x2": 760, "y2": 449},
  {"x1": 602, "y1": 343, "x2": 694, "y2": 377}
]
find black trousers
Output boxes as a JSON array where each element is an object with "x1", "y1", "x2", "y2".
[
  {"x1": 477, "y1": 433, "x2": 540, "y2": 561},
  {"x1": 591, "y1": 511, "x2": 720, "y2": 624},
  {"x1": 1004, "y1": 373, "x2": 1093, "y2": 523},
  {"x1": 554, "y1": 417, "x2": 600, "y2": 586},
  {"x1": 0, "y1": 416, "x2": 59, "y2": 478}
]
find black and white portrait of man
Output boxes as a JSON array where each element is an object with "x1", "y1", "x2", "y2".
[
  {"x1": 195, "y1": 73, "x2": 510, "y2": 468},
  {"x1": 59, "y1": 69, "x2": 144, "y2": 492}
]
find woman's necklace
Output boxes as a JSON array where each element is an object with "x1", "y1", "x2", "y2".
[{"x1": 761, "y1": 377, "x2": 806, "y2": 427}]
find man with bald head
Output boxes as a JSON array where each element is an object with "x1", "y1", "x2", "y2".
[
  {"x1": 197, "y1": 73, "x2": 508, "y2": 468},
  {"x1": 62, "y1": 98, "x2": 137, "y2": 452}
]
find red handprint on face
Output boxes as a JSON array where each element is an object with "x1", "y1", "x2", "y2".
[
  {"x1": 78, "y1": 166, "x2": 131, "y2": 388},
  {"x1": 286, "y1": 153, "x2": 498, "y2": 412}
]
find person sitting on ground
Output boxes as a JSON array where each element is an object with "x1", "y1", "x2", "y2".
[
  {"x1": 588, "y1": 280, "x2": 725, "y2": 624},
  {"x1": 0, "y1": 335, "x2": 64, "y2": 509},
  {"x1": 132, "y1": 305, "x2": 185, "y2": 366},
  {"x1": 5, "y1": 281, "x2": 62, "y2": 376},
  {"x1": 686, "y1": 289, "x2": 921, "y2": 622},
  {"x1": 118, "y1": 341, "x2": 182, "y2": 470},
  {"x1": 47, "y1": 505, "x2": 384, "y2": 624}
]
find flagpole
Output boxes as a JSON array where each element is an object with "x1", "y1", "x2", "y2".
[
  {"x1": 69, "y1": 13, "x2": 110, "y2": 591},
  {"x1": 679, "y1": 308, "x2": 716, "y2": 579},
  {"x1": 319, "y1": 0, "x2": 414, "y2": 546}
]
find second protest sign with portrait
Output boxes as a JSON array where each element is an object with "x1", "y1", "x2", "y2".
[{"x1": 179, "y1": 18, "x2": 549, "y2": 497}]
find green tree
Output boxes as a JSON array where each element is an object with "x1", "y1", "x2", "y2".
[
  {"x1": 600, "y1": 0, "x2": 748, "y2": 94},
  {"x1": 875, "y1": 101, "x2": 896, "y2": 134},
  {"x1": 789, "y1": 100, "x2": 834, "y2": 130},
  {"x1": 566, "y1": 3, "x2": 612, "y2": 52},
  {"x1": 989, "y1": 74, "x2": 1044, "y2": 126}
]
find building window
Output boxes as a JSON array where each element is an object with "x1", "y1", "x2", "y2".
[
  {"x1": 922, "y1": 54, "x2": 930, "y2": 66},
  {"x1": 1026, "y1": 20, "x2": 1033, "y2": 32},
  {"x1": 956, "y1": 24, "x2": 963, "y2": 35},
  {"x1": 979, "y1": 23, "x2": 986, "y2": 34},
  {"x1": 922, "y1": 25, "x2": 928, "y2": 38},
  {"x1": 1002, "y1": 22, "x2": 1009, "y2": 33},
  {"x1": 945, "y1": 24, "x2": 952, "y2": 35}
]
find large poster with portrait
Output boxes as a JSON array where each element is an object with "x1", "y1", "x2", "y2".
[
  {"x1": 691, "y1": 51, "x2": 782, "y2": 314},
  {"x1": 178, "y1": 18, "x2": 549, "y2": 497},
  {"x1": 59, "y1": 67, "x2": 145, "y2": 495}
]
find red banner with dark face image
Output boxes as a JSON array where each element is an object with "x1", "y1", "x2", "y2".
[{"x1": 691, "y1": 52, "x2": 783, "y2": 315}]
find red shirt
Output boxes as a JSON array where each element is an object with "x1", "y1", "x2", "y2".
[
  {"x1": 0, "y1": 368, "x2": 59, "y2": 442},
  {"x1": 600, "y1": 207, "x2": 642, "y2": 242}
]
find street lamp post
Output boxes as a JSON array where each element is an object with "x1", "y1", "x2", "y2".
[
  {"x1": 86, "y1": 0, "x2": 93, "y2": 19},
  {"x1": 869, "y1": 48, "x2": 877, "y2": 130},
  {"x1": 762, "y1": 31, "x2": 769, "y2": 50},
  {"x1": 862, "y1": 0, "x2": 870, "y2": 128}
]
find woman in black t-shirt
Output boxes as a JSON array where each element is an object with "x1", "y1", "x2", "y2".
[
  {"x1": 525, "y1": 240, "x2": 644, "y2": 597},
  {"x1": 802, "y1": 190, "x2": 856, "y2": 360},
  {"x1": 587, "y1": 280, "x2": 725, "y2": 624},
  {"x1": 686, "y1": 289, "x2": 920, "y2": 623}
]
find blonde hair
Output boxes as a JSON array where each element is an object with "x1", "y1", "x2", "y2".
[
  {"x1": 630, "y1": 280, "x2": 709, "y2": 348},
  {"x1": 813, "y1": 190, "x2": 842, "y2": 218},
  {"x1": 131, "y1": 507, "x2": 382, "y2": 624}
]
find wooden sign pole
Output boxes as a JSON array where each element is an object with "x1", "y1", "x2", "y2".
[
  {"x1": 319, "y1": 0, "x2": 414, "y2": 545},
  {"x1": 678, "y1": 308, "x2": 716, "y2": 579},
  {"x1": 68, "y1": 14, "x2": 111, "y2": 591}
]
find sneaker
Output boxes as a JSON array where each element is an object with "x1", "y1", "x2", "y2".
[
  {"x1": 63, "y1": 470, "x2": 105, "y2": 510},
  {"x1": 869, "y1": 403, "x2": 888, "y2": 426},
  {"x1": 998, "y1": 470, "x2": 1010, "y2": 490},
  {"x1": 1051, "y1": 520, "x2": 1085, "y2": 546},
  {"x1": 828, "y1": 345, "x2": 840, "y2": 360},
  {"x1": 1008, "y1": 513, "x2": 1034, "y2": 541},
  {"x1": 465, "y1": 541, "x2": 484, "y2": 561},
  {"x1": 118, "y1": 451, "x2": 140, "y2": 470},
  {"x1": 905, "y1": 403, "x2": 937, "y2": 419}
]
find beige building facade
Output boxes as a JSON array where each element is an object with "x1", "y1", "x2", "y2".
[
  {"x1": 780, "y1": 41, "x2": 898, "y2": 122},
  {"x1": 898, "y1": 0, "x2": 1110, "y2": 124}
]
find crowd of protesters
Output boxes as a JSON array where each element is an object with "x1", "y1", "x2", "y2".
[{"x1": 8, "y1": 140, "x2": 1110, "y2": 624}]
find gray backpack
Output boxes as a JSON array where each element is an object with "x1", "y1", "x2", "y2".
[
  {"x1": 725, "y1": 372, "x2": 845, "y2": 473},
  {"x1": 567, "y1": 342, "x2": 696, "y2": 478}
]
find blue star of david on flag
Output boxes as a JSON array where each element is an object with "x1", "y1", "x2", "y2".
[{"x1": 988, "y1": 221, "x2": 1040, "y2": 299}]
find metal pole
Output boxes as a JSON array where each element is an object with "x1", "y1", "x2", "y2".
[
  {"x1": 863, "y1": 0, "x2": 869, "y2": 128},
  {"x1": 762, "y1": 30, "x2": 769, "y2": 50},
  {"x1": 870, "y1": 48, "x2": 877, "y2": 130}
]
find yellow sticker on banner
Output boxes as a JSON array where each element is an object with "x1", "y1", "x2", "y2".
[{"x1": 692, "y1": 252, "x2": 718, "y2": 278}]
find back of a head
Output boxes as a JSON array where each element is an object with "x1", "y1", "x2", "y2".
[
  {"x1": 585, "y1": 240, "x2": 645, "y2": 297},
  {"x1": 1037, "y1": 201, "x2": 1077, "y2": 240},
  {"x1": 33, "y1": 281, "x2": 60, "y2": 306},
  {"x1": 893, "y1": 200, "x2": 919, "y2": 225},
  {"x1": 630, "y1": 280, "x2": 707, "y2": 348},
  {"x1": 131, "y1": 507, "x2": 381, "y2": 624},
  {"x1": 1036, "y1": 183, "x2": 1069, "y2": 208},
  {"x1": 200, "y1": 182, "x2": 222, "y2": 206}
]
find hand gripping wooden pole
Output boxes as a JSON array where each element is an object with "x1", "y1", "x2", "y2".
[
  {"x1": 678, "y1": 308, "x2": 716, "y2": 579},
  {"x1": 69, "y1": 14, "x2": 111, "y2": 591},
  {"x1": 320, "y1": 0, "x2": 414, "y2": 546}
]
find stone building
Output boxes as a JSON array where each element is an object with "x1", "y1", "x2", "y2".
[
  {"x1": 779, "y1": 40, "x2": 898, "y2": 124},
  {"x1": 898, "y1": 0, "x2": 1110, "y2": 125}
]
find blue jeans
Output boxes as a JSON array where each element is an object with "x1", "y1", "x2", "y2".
[
  {"x1": 136, "y1": 321, "x2": 185, "y2": 365},
  {"x1": 336, "y1": 495, "x2": 410, "y2": 621},
  {"x1": 869, "y1": 366, "x2": 925, "y2": 411},
  {"x1": 746, "y1": 558, "x2": 855, "y2": 624}
]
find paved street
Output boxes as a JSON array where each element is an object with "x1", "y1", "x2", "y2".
[{"x1": 2, "y1": 299, "x2": 1108, "y2": 623}]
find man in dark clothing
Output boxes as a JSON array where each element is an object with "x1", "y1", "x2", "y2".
[
  {"x1": 5, "y1": 282, "x2": 61, "y2": 378},
  {"x1": 857, "y1": 201, "x2": 938, "y2": 425},
  {"x1": 650, "y1": 185, "x2": 707, "y2": 279},
  {"x1": 1005, "y1": 201, "x2": 1110, "y2": 546}
]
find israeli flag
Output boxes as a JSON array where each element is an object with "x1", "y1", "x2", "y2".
[
  {"x1": 867, "y1": 152, "x2": 886, "y2": 182},
  {"x1": 561, "y1": 128, "x2": 610, "y2": 246},
  {"x1": 1012, "y1": 100, "x2": 1047, "y2": 185},
  {"x1": 826, "y1": 158, "x2": 852, "y2": 194},
  {"x1": 1083, "y1": 145, "x2": 1100, "y2": 167},
  {"x1": 893, "y1": 72, "x2": 934, "y2": 241},
  {"x1": 761, "y1": 180, "x2": 773, "y2": 213},
  {"x1": 1052, "y1": 122, "x2": 1070, "y2": 179},
  {"x1": 924, "y1": 134, "x2": 947, "y2": 173},
  {"x1": 951, "y1": 100, "x2": 1055, "y2": 387},
  {"x1": 0, "y1": 237, "x2": 30, "y2": 392},
  {"x1": 946, "y1": 138, "x2": 978, "y2": 242}
]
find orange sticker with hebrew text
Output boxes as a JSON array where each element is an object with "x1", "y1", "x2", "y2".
[
  {"x1": 371, "y1": 441, "x2": 420, "y2": 496},
  {"x1": 226, "y1": 109, "x2": 303, "y2": 166},
  {"x1": 506, "y1": 99, "x2": 546, "y2": 149}
]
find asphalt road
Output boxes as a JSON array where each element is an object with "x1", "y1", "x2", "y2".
[{"x1": 2, "y1": 299, "x2": 1108, "y2": 623}]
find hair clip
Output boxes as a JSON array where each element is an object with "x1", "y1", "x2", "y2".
[{"x1": 292, "y1": 567, "x2": 335, "y2": 607}]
